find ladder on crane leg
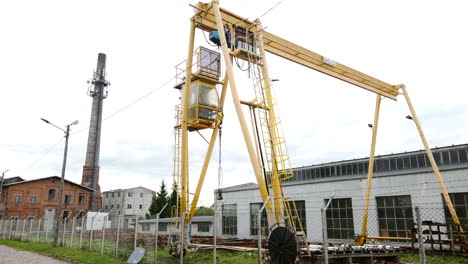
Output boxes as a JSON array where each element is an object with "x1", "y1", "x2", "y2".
[
  {"x1": 169, "y1": 104, "x2": 182, "y2": 245},
  {"x1": 247, "y1": 46, "x2": 310, "y2": 257}
]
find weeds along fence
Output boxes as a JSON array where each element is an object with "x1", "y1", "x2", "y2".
[{"x1": 0, "y1": 205, "x2": 466, "y2": 263}]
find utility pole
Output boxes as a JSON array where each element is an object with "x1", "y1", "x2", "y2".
[
  {"x1": 0, "y1": 169, "x2": 9, "y2": 219},
  {"x1": 41, "y1": 118, "x2": 78, "y2": 246}
]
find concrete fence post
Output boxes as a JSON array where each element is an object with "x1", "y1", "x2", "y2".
[
  {"x1": 0, "y1": 220, "x2": 4, "y2": 238},
  {"x1": 79, "y1": 216, "x2": 85, "y2": 249},
  {"x1": 8, "y1": 220, "x2": 13, "y2": 240},
  {"x1": 70, "y1": 217, "x2": 76, "y2": 248},
  {"x1": 90, "y1": 215, "x2": 96, "y2": 250},
  {"x1": 115, "y1": 214, "x2": 122, "y2": 257},
  {"x1": 36, "y1": 219, "x2": 42, "y2": 242},
  {"x1": 133, "y1": 215, "x2": 138, "y2": 249},
  {"x1": 100, "y1": 216, "x2": 107, "y2": 255},
  {"x1": 62, "y1": 219, "x2": 67, "y2": 247},
  {"x1": 415, "y1": 206, "x2": 426, "y2": 264},
  {"x1": 28, "y1": 219, "x2": 33, "y2": 241}
]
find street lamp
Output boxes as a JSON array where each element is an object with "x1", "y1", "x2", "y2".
[
  {"x1": 41, "y1": 118, "x2": 79, "y2": 246},
  {"x1": 0, "y1": 169, "x2": 9, "y2": 219}
]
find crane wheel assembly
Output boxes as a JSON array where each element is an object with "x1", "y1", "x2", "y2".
[{"x1": 267, "y1": 225, "x2": 298, "y2": 264}]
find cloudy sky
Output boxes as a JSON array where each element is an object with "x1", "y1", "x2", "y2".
[{"x1": 1, "y1": 0, "x2": 467, "y2": 207}]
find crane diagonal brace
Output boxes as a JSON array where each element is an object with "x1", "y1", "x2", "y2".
[{"x1": 192, "y1": 2, "x2": 400, "y2": 100}]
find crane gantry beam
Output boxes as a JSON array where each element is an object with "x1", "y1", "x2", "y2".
[{"x1": 191, "y1": 2, "x2": 400, "y2": 100}]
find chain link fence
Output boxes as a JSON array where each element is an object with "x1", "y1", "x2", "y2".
[{"x1": 0, "y1": 205, "x2": 466, "y2": 263}]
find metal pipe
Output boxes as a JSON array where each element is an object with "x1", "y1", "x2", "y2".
[
  {"x1": 322, "y1": 192, "x2": 335, "y2": 264},
  {"x1": 415, "y1": 206, "x2": 426, "y2": 264}
]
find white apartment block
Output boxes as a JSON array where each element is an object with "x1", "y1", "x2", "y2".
[{"x1": 102, "y1": 186, "x2": 156, "y2": 228}]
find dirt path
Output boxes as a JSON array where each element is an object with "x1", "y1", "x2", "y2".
[{"x1": 0, "y1": 245, "x2": 69, "y2": 264}]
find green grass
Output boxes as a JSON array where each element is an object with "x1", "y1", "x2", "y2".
[
  {"x1": 400, "y1": 252, "x2": 468, "y2": 264},
  {"x1": 0, "y1": 239, "x2": 128, "y2": 264}
]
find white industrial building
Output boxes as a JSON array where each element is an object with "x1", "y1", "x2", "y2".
[
  {"x1": 215, "y1": 143, "x2": 468, "y2": 243},
  {"x1": 139, "y1": 216, "x2": 213, "y2": 237},
  {"x1": 102, "y1": 186, "x2": 156, "y2": 228}
]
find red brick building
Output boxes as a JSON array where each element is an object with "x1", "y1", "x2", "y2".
[{"x1": 0, "y1": 176, "x2": 93, "y2": 222}]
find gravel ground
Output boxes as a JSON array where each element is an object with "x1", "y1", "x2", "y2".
[{"x1": 0, "y1": 245, "x2": 69, "y2": 264}]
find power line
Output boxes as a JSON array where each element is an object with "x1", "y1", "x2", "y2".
[
  {"x1": 257, "y1": 0, "x2": 284, "y2": 20},
  {"x1": 27, "y1": 137, "x2": 64, "y2": 168}
]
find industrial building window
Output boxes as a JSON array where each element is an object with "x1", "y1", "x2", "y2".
[
  {"x1": 65, "y1": 195, "x2": 72, "y2": 205},
  {"x1": 140, "y1": 193, "x2": 143, "y2": 198},
  {"x1": 128, "y1": 192, "x2": 133, "y2": 197},
  {"x1": 48, "y1": 189, "x2": 55, "y2": 200},
  {"x1": 105, "y1": 193, "x2": 109, "y2": 199},
  {"x1": 250, "y1": 203, "x2": 268, "y2": 236},
  {"x1": 30, "y1": 196, "x2": 37, "y2": 204},
  {"x1": 14, "y1": 195, "x2": 21, "y2": 203},
  {"x1": 142, "y1": 224, "x2": 150, "y2": 231},
  {"x1": 118, "y1": 192, "x2": 121, "y2": 197},
  {"x1": 442, "y1": 192, "x2": 468, "y2": 234},
  {"x1": 78, "y1": 195, "x2": 85, "y2": 205},
  {"x1": 112, "y1": 192, "x2": 114, "y2": 198},
  {"x1": 198, "y1": 223, "x2": 210, "y2": 233},
  {"x1": 158, "y1": 222, "x2": 167, "y2": 231},
  {"x1": 222, "y1": 204, "x2": 237, "y2": 235},
  {"x1": 111, "y1": 205, "x2": 114, "y2": 209},
  {"x1": 139, "y1": 204, "x2": 142, "y2": 209},
  {"x1": 376, "y1": 195, "x2": 413, "y2": 238},
  {"x1": 325, "y1": 198, "x2": 354, "y2": 239},
  {"x1": 127, "y1": 204, "x2": 132, "y2": 209}
]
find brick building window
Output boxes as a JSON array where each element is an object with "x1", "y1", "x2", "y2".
[
  {"x1": 139, "y1": 204, "x2": 143, "y2": 209},
  {"x1": 14, "y1": 195, "x2": 21, "y2": 203},
  {"x1": 48, "y1": 189, "x2": 56, "y2": 200},
  {"x1": 78, "y1": 195, "x2": 85, "y2": 205},
  {"x1": 30, "y1": 196, "x2": 37, "y2": 204},
  {"x1": 65, "y1": 195, "x2": 72, "y2": 205},
  {"x1": 127, "y1": 204, "x2": 132, "y2": 209}
]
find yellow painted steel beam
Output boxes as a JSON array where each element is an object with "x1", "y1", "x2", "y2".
[
  {"x1": 191, "y1": 2, "x2": 400, "y2": 100},
  {"x1": 180, "y1": 20, "x2": 197, "y2": 214},
  {"x1": 212, "y1": 0, "x2": 272, "y2": 210},
  {"x1": 401, "y1": 85, "x2": 464, "y2": 233},
  {"x1": 255, "y1": 20, "x2": 284, "y2": 223},
  {"x1": 356, "y1": 94, "x2": 381, "y2": 245}
]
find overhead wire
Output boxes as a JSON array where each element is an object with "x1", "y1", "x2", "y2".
[{"x1": 27, "y1": 137, "x2": 64, "y2": 169}]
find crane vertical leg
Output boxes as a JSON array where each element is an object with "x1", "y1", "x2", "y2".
[
  {"x1": 255, "y1": 20, "x2": 284, "y2": 223},
  {"x1": 212, "y1": 0, "x2": 271, "y2": 209},
  {"x1": 180, "y1": 20, "x2": 196, "y2": 214},
  {"x1": 357, "y1": 94, "x2": 382, "y2": 245},
  {"x1": 188, "y1": 75, "x2": 229, "y2": 220},
  {"x1": 401, "y1": 85, "x2": 463, "y2": 232}
]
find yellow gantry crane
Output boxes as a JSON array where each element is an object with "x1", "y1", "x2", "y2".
[{"x1": 172, "y1": 0, "x2": 465, "y2": 261}]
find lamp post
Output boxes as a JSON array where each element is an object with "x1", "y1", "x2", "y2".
[
  {"x1": 0, "y1": 169, "x2": 9, "y2": 219},
  {"x1": 41, "y1": 118, "x2": 79, "y2": 246}
]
